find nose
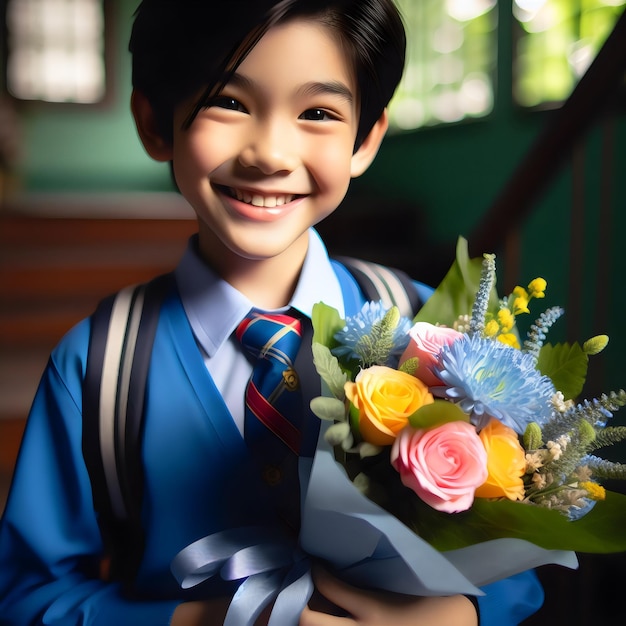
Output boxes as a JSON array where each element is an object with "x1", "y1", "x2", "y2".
[{"x1": 238, "y1": 118, "x2": 299, "y2": 174}]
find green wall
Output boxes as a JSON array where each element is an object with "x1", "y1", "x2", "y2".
[{"x1": 15, "y1": 0, "x2": 171, "y2": 192}]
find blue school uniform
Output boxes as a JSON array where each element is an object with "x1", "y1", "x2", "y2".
[{"x1": 0, "y1": 231, "x2": 542, "y2": 625}]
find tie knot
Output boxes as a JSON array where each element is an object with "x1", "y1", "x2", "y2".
[{"x1": 236, "y1": 312, "x2": 302, "y2": 364}]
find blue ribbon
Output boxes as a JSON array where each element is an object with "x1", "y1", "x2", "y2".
[{"x1": 171, "y1": 526, "x2": 313, "y2": 626}]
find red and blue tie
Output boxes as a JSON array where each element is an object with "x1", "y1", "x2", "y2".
[{"x1": 236, "y1": 311, "x2": 303, "y2": 528}]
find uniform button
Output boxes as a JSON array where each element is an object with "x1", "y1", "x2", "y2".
[{"x1": 262, "y1": 465, "x2": 282, "y2": 486}]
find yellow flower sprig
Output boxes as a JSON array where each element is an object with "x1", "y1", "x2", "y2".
[{"x1": 483, "y1": 278, "x2": 547, "y2": 348}]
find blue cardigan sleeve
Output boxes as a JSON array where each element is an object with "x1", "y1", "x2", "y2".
[
  {"x1": 0, "y1": 321, "x2": 179, "y2": 625},
  {"x1": 477, "y1": 571, "x2": 544, "y2": 625}
]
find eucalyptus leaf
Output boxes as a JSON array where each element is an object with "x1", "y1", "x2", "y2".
[
  {"x1": 353, "y1": 472, "x2": 370, "y2": 494},
  {"x1": 310, "y1": 396, "x2": 347, "y2": 422},
  {"x1": 358, "y1": 442, "x2": 383, "y2": 458},
  {"x1": 537, "y1": 342, "x2": 588, "y2": 400},
  {"x1": 312, "y1": 342, "x2": 347, "y2": 400},
  {"x1": 325, "y1": 422, "x2": 352, "y2": 446},
  {"x1": 340, "y1": 433, "x2": 355, "y2": 451}
]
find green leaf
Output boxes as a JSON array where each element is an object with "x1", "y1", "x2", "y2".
[
  {"x1": 349, "y1": 400, "x2": 361, "y2": 435},
  {"x1": 537, "y1": 342, "x2": 589, "y2": 400},
  {"x1": 410, "y1": 491, "x2": 626, "y2": 554},
  {"x1": 312, "y1": 302, "x2": 345, "y2": 348},
  {"x1": 583, "y1": 334, "x2": 609, "y2": 356},
  {"x1": 409, "y1": 400, "x2": 470, "y2": 428},
  {"x1": 399, "y1": 356, "x2": 419, "y2": 376},
  {"x1": 312, "y1": 342, "x2": 347, "y2": 400},
  {"x1": 523, "y1": 422, "x2": 543, "y2": 450},
  {"x1": 310, "y1": 396, "x2": 347, "y2": 422},
  {"x1": 413, "y1": 237, "x2": 499, "y2": 327}
]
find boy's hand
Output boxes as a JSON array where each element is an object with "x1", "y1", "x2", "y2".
[
  {"x1": 300, "y1": 568, "x2": 479, "y2": 626},
  {"x1": 170, "y1": 568, "x2": 478, "y2": 626},
  {"x1": 171, "y1": 599, "x2": 228, "y2": 625},
  {"x1": 171, "y1": 598, "x2": 274, "y2": 626}
]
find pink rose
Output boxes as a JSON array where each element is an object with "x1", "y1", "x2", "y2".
[
  {"x1": 391, "y1": 421, "x2": 488, "y2": 513},
  {"x1": 399, "y1": 322, "x2": 462, "y2": 387}
]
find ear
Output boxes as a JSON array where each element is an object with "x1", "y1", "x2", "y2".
[
  {"x1": 350, "y1": 109, "x2": 389, "y2": 178},
  {"x1": 131, "y1": 90, "x2": 173, "y2": 162}
]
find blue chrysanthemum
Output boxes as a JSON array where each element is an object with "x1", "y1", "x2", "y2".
[
  {"x1": 333, "y1": 300, "x2": 412, "y2": 366},
  {"x1": 434, "y1": 333, "x2": 555, "y2": 433}
]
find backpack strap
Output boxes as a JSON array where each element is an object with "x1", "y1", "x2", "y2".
[
  {"x1": 81, "y1": 259, "x2": 420, "y2": 585},
  {"x1": 82, "y1": 273, "x2": 172, "y2": 585},
  {"x1": 333, "y1": 256, "x2": 422, "y2": 319}
]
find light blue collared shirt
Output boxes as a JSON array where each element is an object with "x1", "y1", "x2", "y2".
[{"x1": 174, "y1": 228, "x2": 344, "y2": 433}]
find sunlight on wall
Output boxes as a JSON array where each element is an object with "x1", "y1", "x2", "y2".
[
  {"x1": 389, "y1": 0, "x2": 497, "y2": 131},
  {"x1": 390, "y1": 0, "x2": 624, "y2": 130},
  {"x1": 514, "y1": 0, "x2": 625, "y2": 107},
  {"x1": 6, "y1": 0, "x2": 105, "y2": 104}
]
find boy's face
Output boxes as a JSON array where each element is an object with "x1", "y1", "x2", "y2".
[{"x1": 163, "y1": 18, "x2": 385, "y2": 274}]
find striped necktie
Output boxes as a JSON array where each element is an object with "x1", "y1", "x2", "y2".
[{"x1": 236, "y1": 311, "x2": 303, "y2": 528}]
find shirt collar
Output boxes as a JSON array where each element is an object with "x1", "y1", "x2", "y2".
[
  {"x1": 174, "y1": 229, "x2": 344, "y2": 358},
  {"x1": 290, "y1": 228, "x2": 345, "y2": 319}
]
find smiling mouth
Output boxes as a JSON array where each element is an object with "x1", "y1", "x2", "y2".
[{"x1": 219, "y1": 185, "x2": 305, "y2": 208}]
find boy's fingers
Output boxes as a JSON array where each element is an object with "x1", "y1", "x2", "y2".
[
  {"x1": 311, "y1": 567, "x2": 369, "y2": 617},
  {"x1": 300, "y1": 605, "x2": 354, "y2": 626}
]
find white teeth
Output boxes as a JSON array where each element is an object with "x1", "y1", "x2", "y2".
[{"x1": 230, "y1": 188, "x2": 295, "y2": 208}]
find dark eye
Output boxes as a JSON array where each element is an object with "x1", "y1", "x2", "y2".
[
  {"x1": 209, "y1": 96, "x2": 247, "y2": 112},
  {"x1": 300, "y1": 108, "x2": 334, "y2": 121}
]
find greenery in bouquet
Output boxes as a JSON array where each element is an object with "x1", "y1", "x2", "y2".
[{"x1": 310, "y1": 238, "x2": 626, "y2": 554}]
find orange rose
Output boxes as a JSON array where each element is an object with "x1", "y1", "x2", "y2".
[
  {"x1": 345, "y1": 365, "x2": 434, "y2": 446},
  {"x1": 475, "y1": 418, "x2": 526, "y2": 501}
]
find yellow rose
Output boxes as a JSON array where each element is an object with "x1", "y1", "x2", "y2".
[
  {"x1": 475, "y1": 418, "x2": 526, "y2": 501},
  {"x1": 344, "y1": 365, "x2": 433, "y2": 446}
]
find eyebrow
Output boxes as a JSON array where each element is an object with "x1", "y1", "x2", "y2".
[
  {"x1": 225, "y1": 72, "x2": 354, "y2": 105},
  {"x1": 299, "y1": 81, "x2": 354, "y2": 105}
]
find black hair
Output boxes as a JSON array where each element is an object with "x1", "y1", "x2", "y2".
[{"x1": 130, "y1": 0, "x2": 405, "y2": 149}]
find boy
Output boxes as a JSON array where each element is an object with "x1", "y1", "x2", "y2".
[{"x1": 0, "y1": 1, "x2": 543, "y2": 624}]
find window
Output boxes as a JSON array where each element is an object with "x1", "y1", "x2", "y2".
[
  {"x1": 513, "y1": 0, "x2": 626, "y2": 108},
  {"x1": 388, "y1": 0, "x2": 498, "y2": 131},
  {"x1": 5, "y1": 0, "x2": 106, "y2": 104}
]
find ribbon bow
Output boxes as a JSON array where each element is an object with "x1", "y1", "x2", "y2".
[{"x1": 171, "y1": 526, "x2": 313, "y2": 626}]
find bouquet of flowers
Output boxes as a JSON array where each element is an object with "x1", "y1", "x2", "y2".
[
  {"x1": 172, "y1": 238, "x2": 626, "y2": 625},
  {"x1": 309, "y1": 238, "x2": 626, "y2": 559}
]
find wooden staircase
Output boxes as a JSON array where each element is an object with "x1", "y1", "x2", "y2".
[{"x1": 0, "y1": 208, "x2": 197, "y2": 511}]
